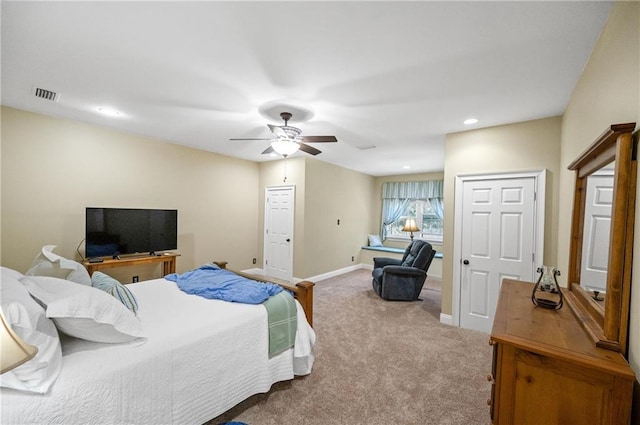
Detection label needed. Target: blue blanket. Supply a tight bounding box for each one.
[165,264,282,304]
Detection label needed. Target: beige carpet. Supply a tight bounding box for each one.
[211,269,492,425]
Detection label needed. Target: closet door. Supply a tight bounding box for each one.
[264,186,294,281]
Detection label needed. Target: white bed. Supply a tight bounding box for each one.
[1,276,315,425]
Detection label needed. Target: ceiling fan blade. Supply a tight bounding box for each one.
[267,124,290,139]
[299,135,338,143]
[261,146,275,155]
[230,138,271,141]
[298,143,322,156]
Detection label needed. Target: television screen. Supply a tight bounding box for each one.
[86,208,177,258]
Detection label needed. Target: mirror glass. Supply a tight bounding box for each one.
[567,122,636,354]
[579,162,615,308]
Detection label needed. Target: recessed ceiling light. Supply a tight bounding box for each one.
[403,165,411,169]
[97,107,122,117]
[464,118,478,125]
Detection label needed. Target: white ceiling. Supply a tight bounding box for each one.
[1,1,612,176]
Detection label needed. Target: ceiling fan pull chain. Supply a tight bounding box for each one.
[283,157,288,183]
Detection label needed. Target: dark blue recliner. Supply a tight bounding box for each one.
[371,240,436,301]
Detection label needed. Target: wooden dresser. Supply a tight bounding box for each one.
[489,279,635,425]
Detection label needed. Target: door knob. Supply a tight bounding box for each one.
[463,259,470,265]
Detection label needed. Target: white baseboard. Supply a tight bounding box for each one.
[242,264,370,283]
[240,268,265,275]
[439,313,453,326]
[298,263,368,283]
[359,263,373,271]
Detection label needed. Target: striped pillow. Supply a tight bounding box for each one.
[91,271,139,315]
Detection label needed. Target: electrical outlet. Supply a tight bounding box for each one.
[252,258,257,264]
[351,256,354,262]
[133,276,139,283]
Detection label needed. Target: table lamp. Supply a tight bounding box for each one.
[402,218,420,241]
[1,312,38,374]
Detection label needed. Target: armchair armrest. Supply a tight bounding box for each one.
[373,257,403,269]
[382,265,426,277]
[377,265,427,301]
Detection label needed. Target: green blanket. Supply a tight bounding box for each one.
[263,291,298,357]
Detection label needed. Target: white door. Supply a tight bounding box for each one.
[580,169,614,293]
[459,177,537,333]
[264,186,294,281]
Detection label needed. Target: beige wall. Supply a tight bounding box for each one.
[259,157,376,279]
[0,107,3,264]
[1,106,261,281]
[442,116,562,316]
[0,107,378,283]
[303,159,375,277]
[558,2,640,373]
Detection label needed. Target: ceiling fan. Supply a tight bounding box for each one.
[230,112,337,157]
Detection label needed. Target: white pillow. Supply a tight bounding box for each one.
[21,275,145,344]
[26,245,91,286]
[0,268,62,394]
[1,266,25,280]
[368,234,383,247]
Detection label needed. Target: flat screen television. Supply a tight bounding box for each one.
[86,207,178,258]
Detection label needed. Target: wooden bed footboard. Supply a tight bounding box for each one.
[213,261,314,327]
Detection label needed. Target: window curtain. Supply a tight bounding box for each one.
[380,198,410,239]
[380,180,444,239]
[381,180,443,199]
[428,197,444,220]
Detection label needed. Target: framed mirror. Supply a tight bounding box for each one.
[566,122,637,353]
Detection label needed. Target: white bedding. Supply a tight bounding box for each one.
[1,277,315,425]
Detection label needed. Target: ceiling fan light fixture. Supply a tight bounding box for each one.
[271,139,300,157]
[231,111,336,157]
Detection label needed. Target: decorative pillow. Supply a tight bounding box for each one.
[91,272,139,315]
[21,275,145,344]
[368,234,383,247]
[26,245,91,286]
[0,268,62,394]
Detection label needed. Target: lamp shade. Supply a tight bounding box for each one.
[1,312,38,374]
[271,139,300,157]
[402,218,420,233]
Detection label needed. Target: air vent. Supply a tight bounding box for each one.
[32,87,59,102]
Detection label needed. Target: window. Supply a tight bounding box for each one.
[380,180,444,243]
[386,199,443,242]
